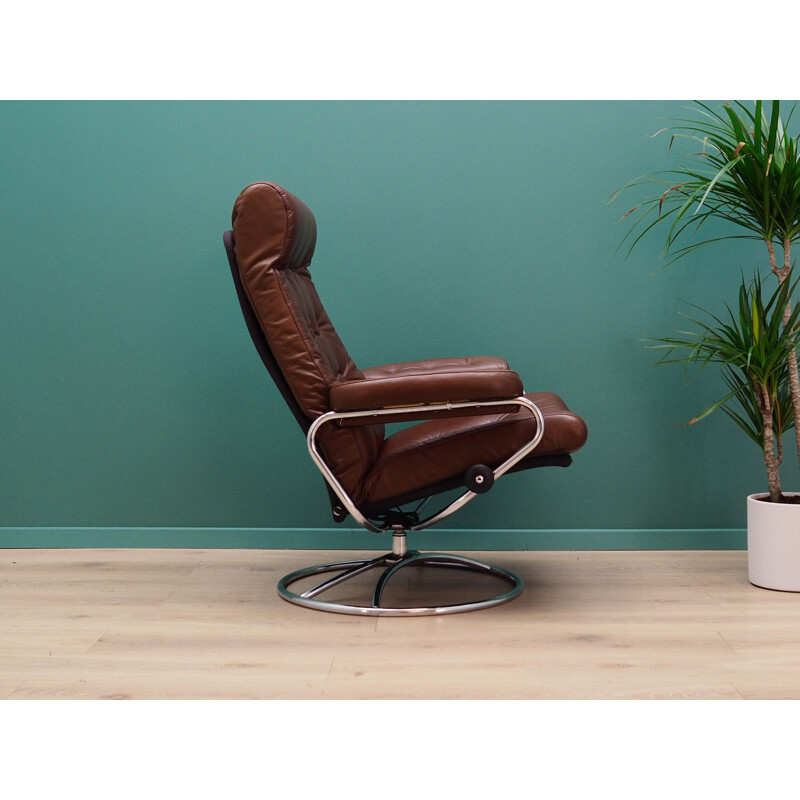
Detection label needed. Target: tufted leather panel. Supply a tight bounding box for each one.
[232,182,364,417]
[330,357,523,411]
[231,182,384,501]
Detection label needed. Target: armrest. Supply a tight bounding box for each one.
[329,356,524,412]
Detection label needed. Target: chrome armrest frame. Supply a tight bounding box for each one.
[306,396,545,534]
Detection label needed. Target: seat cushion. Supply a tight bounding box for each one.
[361,391,587,506]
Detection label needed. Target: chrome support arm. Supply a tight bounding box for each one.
[306,395,546,534]
[300,555,388,599]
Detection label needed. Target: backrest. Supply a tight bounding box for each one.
[229,182,384,505]
[223,229,312,434]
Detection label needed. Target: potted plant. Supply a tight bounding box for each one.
[651,273,800,589]
[612,100,800,590]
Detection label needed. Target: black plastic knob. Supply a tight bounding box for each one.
[465,464,494,494]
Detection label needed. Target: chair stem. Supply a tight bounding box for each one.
[392,526,408,557]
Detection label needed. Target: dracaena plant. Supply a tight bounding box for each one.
[611,100,800,500]
[652,272,800,502]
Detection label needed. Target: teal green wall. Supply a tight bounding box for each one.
[1,101,788,549]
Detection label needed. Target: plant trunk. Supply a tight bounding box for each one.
[767,238,800,468]
[757,383,783,502]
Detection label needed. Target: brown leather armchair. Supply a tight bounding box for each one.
[223,181,587,616]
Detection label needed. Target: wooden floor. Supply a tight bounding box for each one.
[2,547,800,699]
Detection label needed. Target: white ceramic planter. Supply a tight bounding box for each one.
[747,492,800,591]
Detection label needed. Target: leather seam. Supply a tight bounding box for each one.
[271,184,295,267]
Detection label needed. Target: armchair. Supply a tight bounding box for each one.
[223,182,587,616]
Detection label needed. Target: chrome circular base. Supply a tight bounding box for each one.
[277,550,523,616]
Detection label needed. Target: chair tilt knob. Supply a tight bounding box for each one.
[465,464,494,494]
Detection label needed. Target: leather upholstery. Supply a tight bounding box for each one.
[330,357,524,411]
[229,181,588,510]
[363,391,587,505]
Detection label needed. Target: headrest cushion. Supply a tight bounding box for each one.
[231,182,317,272]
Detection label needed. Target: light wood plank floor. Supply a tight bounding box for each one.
[2,548,799,699]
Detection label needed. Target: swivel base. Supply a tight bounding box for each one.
[277,549,523,617]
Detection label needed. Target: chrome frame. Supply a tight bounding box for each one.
[307,395,545,533]
[277,395,544,616]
